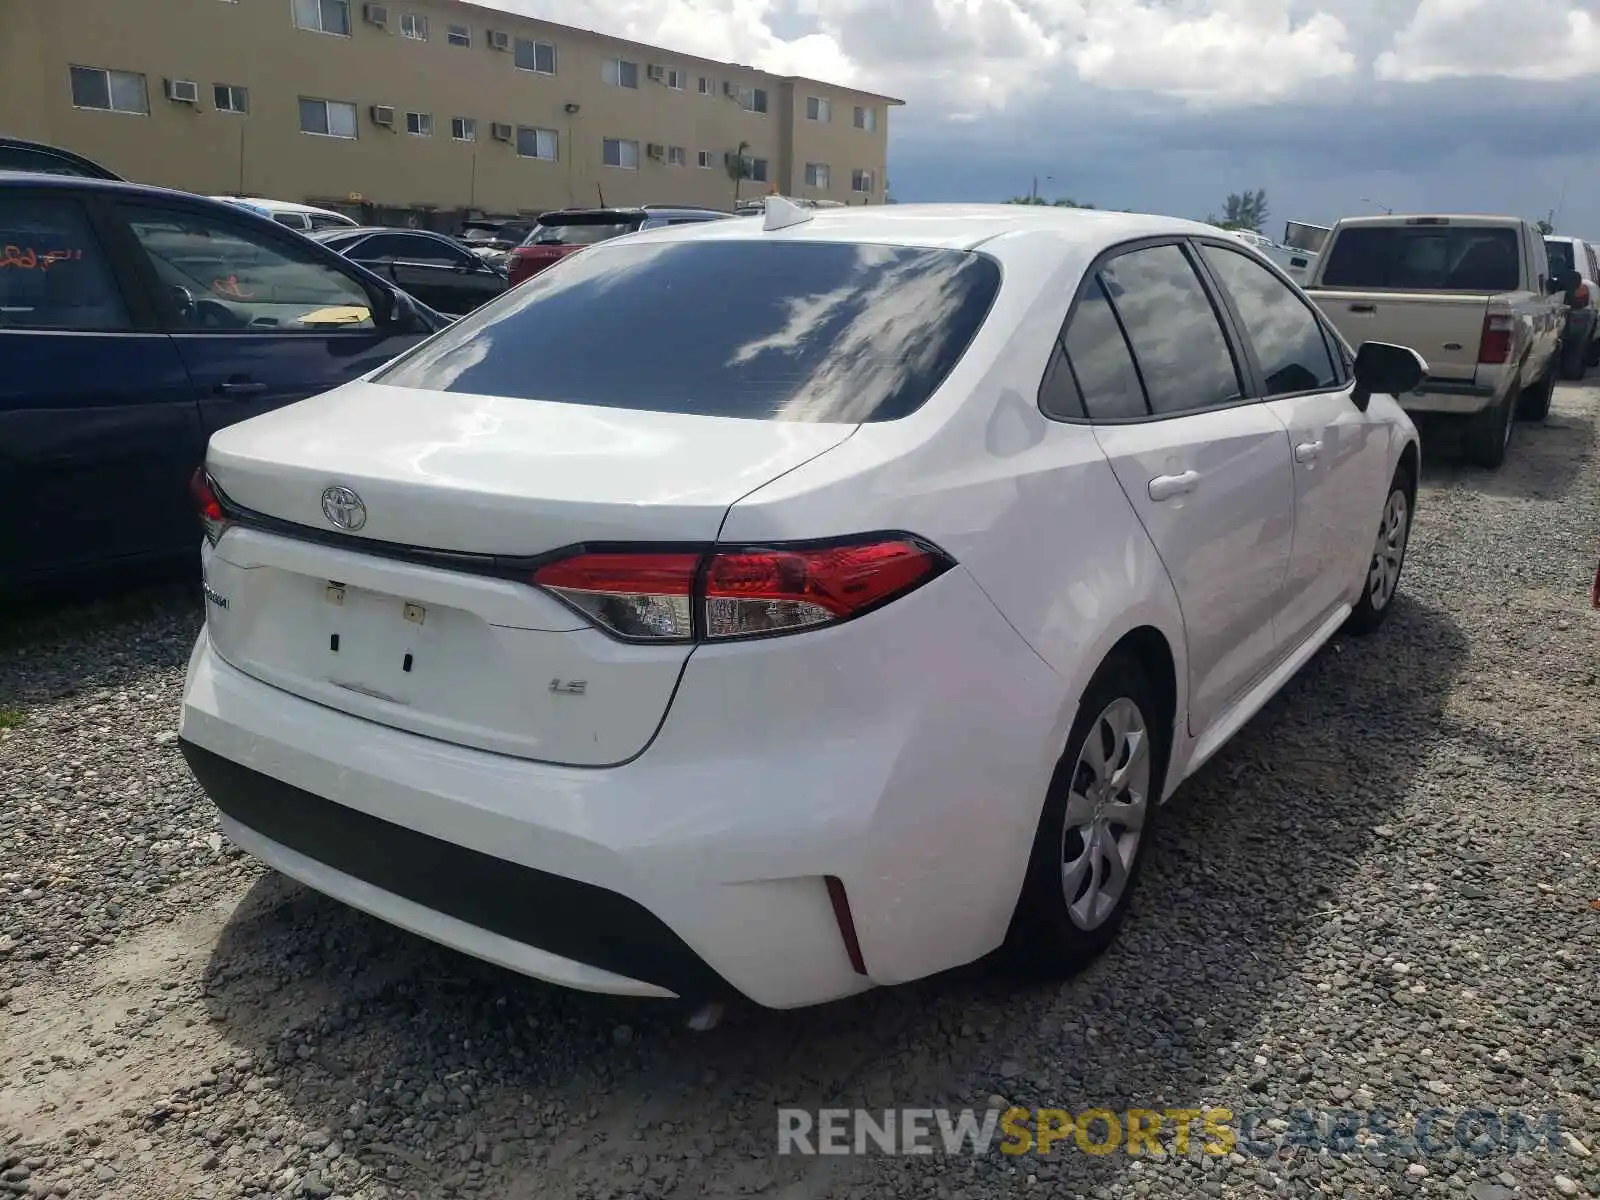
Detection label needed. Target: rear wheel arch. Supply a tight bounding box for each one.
[1397,439,1419,502]
[1107,626,1177,767]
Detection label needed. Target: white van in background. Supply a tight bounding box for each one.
[209,196,359,232]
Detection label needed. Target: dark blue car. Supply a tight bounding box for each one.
[0,172,446,594]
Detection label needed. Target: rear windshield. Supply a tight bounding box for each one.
[1319,225,1522,291]
[1545,239,1575,276]
[524,216,639,247]
[375,240,1002,422]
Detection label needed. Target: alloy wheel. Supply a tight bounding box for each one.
[1367,488,1410,612]
[1061,697,1151,931]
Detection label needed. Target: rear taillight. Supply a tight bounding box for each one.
[1576,283,1591,308]
[1478,314,1513,364]
[190,468,229,545]
[531,536,953,643]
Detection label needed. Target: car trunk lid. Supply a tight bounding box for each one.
[201,381,856,764]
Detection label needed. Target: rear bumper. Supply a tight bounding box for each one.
[177,564,1065,1008]
[1401,377,1499,415]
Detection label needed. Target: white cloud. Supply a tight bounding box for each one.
[488,0,1600,116]
[1376,0,1600,83]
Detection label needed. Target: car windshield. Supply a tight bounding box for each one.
[526,217,639,246]
[375,239,1002,423]
[1545,239,1576,277]
[1319,225,1522,291]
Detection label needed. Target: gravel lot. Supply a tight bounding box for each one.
[2,387,1598,1200]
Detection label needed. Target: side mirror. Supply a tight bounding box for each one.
[1351,341,1426,411]
[379,288,429,333]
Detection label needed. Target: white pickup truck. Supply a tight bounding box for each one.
[1304,214,1573,468]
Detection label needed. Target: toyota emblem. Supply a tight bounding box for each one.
[320,485,367,531]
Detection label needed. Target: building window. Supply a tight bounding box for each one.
[299,97,358,138]
[696,150,713,169]
[805,162,830,189]
[446,23,470,46]
[69,66,149,114]
[602,59,639,89]
[213,84,249,114]
[451,116,476,141]
[602,137,639,169]
[516,126,558,160]
[405,111,432,136]
[293,0,351,36]
[514,38,556,74]
[738,86,768,114]
[853,105,877,132]
[697,76,714,96]
[666,145,686,166]
[852,168,875,193]
[399,12,427,39]
[746,156,769,183]
[664,67,685,89]
[805,96,830,122]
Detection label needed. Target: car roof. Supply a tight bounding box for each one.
[0,136,125,180]
[538,205,729,220]
[0,171,223,200]
[604,202,1225,254]
[213,196,352,218]
[315,225,449,238]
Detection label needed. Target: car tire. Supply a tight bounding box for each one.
[997,651,1168,980]
[1560,333,1588,381]
[1344,464,1413,637]
[1517,361,1556,422]
[1466,387,1517,469]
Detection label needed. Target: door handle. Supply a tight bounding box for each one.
[1147,470,1199,501]
[215,379,267,397]
[1295,440,1323,463]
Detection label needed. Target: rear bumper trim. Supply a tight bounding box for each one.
[180,739,736,1001]
[1403,376,1498,414]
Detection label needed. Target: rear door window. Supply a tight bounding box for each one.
[1096,243,1244,415]
[1321,226,1522,291]
[1062,278,1147,420]
[376,239,1001,422]
[0,193,131,330]
[1545,239,1575,277]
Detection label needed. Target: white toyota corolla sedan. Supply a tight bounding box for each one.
[179,201,1425,1011]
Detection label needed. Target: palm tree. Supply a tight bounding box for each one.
[727,140,751,205]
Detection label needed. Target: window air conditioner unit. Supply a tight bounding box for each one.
[487,29,510,50]
[490,122,513,141]
[370,104,395,126]
[164,79,200,104]
[646,64,665,82]
[646,142,665,160]
[363,3,388,26]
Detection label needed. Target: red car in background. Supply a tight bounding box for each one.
[506,205,732,286]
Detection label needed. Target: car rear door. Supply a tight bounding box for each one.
[110,197,431,439]
[1196,239,1389,652]
[0,185,202,590]
[1068,240,1295,736]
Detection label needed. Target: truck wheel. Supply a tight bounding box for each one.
[1466,389,1516,469]
[1517,362,1556,422]
[1560,335,1588,381]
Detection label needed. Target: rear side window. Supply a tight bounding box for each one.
[0,194,130,330]
[1097,244,1243,415]
[1321,225,1521,291]
[1063,278,1146,419]
[1545,239,1575,277]
[1200,243,1337,395]
[376,240,1002,422]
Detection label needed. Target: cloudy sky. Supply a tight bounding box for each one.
[495,0,1600,235]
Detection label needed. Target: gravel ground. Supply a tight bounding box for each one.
[1,387,1598,1200]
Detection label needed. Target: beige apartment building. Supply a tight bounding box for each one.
[0,0,900,224]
